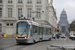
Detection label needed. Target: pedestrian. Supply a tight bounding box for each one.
[57,34,60,39]
[55,35,57,40]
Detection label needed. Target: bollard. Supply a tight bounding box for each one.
[47,46,62,50]
[2,34,4,37]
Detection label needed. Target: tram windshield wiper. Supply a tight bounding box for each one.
[21,29,26,35]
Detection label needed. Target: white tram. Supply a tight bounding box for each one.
[16,20,52,43]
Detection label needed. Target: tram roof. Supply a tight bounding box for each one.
[17,20,52,28]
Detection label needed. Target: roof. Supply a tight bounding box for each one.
[17,20,52,28]
[61,9,66,13]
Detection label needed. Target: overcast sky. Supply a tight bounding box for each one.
[49,0,75,23]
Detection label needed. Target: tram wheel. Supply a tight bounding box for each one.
[49,38,51,41]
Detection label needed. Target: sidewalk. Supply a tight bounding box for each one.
[47,39,75,50]
[0,37,15,42]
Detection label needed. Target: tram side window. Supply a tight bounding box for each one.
[43,28,46,35]
[39,27,43,35]
[50,28,52,34]
[46,28,48,35]
[37,27,40,35]
[33,25,37,34]
[48,28,51,35]
[30,26,33,36]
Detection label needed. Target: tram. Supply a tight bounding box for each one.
[16,19,52,43]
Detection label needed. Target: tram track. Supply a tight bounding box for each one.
[0,44,16,50]
[0,38,17,50]
[0,44,25,50]
[1,43,32,50]
[15,43,34,50]
[16,46,26,50]
[0,38,32,50]
[0,38,51,50]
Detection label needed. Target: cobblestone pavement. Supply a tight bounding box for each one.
[0,37,15,42]
[0,37,75,50]
[0,37,16,50]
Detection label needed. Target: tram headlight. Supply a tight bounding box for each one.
[16,37,18,39]
[25,37,27,39]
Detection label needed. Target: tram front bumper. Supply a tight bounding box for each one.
[16,38,30,43]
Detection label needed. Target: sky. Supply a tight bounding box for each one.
[49,0,75,23]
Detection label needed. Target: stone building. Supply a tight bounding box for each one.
[0,0,57,34]
[48,1,57,34]
[58,9,69,35]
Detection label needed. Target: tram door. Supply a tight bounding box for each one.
[39,27,43,39]
[32,26,39,41]
[43,28,48,40]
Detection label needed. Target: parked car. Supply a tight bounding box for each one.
[69,31,75,40]
[61,34,66,38]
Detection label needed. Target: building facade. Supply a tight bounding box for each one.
[48,2,57,34]
[58,9,69,35]
[0,0,57,34]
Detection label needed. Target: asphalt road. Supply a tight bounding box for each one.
[0,37,75,50]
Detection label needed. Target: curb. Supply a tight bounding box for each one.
[47,45,75,50]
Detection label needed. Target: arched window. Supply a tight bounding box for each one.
[0,24,2,32]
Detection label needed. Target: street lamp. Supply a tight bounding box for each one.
[32,11,41,21]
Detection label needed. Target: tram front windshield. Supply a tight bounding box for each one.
[17,22,29,35]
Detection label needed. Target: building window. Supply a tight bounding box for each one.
[8,8,12,17]
[37,0,41,3]
[10,23,13,26]
[27,0,32,3]
[0,24,2,32]
[27,8,32,17]
[0,0,2,3]
[7,23,9,26]
[37,8,41,17]
[18,8,22,17]
[0,8,2,17]
[18,0,22,3]
[8,0,12,3]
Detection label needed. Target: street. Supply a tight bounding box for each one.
[0,0,75,50]
[0,37,75,50]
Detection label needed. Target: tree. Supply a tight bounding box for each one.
[69,20,75,32]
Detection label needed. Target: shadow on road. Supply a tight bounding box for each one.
[16,40,51,46]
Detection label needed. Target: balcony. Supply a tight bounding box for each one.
[35,3,42,7]
[2,17,18,21]
[7,3,13,6]
[0,17,2,20]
